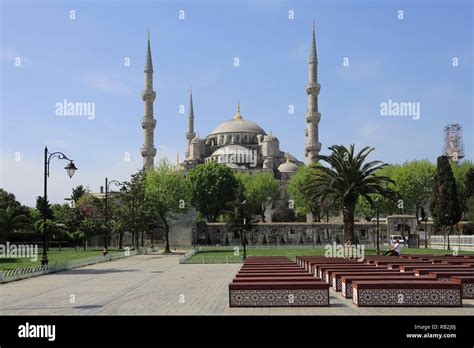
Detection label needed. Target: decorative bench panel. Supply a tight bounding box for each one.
[352,281,462,307]
[229,281,330,307]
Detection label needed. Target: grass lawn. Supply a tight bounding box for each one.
[187,246,474,263]
[0,248,125,271]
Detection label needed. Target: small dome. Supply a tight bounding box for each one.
[278,160,299,173]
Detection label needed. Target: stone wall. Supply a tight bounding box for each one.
[197,222,382,246]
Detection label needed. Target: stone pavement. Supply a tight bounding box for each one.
[0,253,473,315]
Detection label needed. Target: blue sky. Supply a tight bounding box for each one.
[1,0,472,207]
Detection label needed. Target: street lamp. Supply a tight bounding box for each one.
[374,197,380,254]
[241,200,247,260]
[104,177,126,255]
[42,146,77,265]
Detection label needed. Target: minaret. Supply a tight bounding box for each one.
[185,88,196,159]
[141,30,157,168]
[305,19,322,164]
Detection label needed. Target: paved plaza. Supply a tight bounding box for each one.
[0,252,473,315]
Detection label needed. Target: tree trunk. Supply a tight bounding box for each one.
[447,225,452,250]
[342,202,355,245]
[162,215,171,253]
[141,231,144,247]
[119,232,124,250]
[83,239,86,251]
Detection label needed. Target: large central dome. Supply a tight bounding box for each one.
[208,102,266,136]
[209,118,266,136]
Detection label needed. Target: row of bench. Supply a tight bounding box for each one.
[228,254,474,307]
[229,256,330,307]
[299,255,473,307]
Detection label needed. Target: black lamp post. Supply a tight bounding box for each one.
[42,146,77,265]
[375,197,380,254]
[241,200,247,260]
[104,177,126,255]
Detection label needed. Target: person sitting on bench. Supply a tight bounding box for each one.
[383,238,401,256]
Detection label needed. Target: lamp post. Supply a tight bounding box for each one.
[375,197,380,254]
[42,146,77,265]
[241,200,247,260]
[104,177,126,255]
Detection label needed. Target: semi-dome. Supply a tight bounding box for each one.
[211,144,249,156]
[278,159,299,173]
[208,102,266,136]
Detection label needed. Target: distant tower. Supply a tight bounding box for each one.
[141,30,157,168]
[305,19,322,164]
[186,89,196,159]
[443,123,465,162]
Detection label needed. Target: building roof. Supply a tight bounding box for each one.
[208,103,266,136]
[208,117,266,136]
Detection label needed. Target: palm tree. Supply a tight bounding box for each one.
[71,185,87,204]
[304,144,397,245]
[0,206,29,242]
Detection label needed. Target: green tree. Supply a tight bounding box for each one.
[122,169,155,249]
[430,156,462,250]
[225,183,255,258]
[451,161,474,219]
[289,165,340,221]
[236,172,279,222]
[76,194,105,250]
[71,185,88,204]
[288,165,318,217]
[145,158,190,253]
[0,206,29,242]
[388,160,436,221]
[304,144,396,244]
[188,161,238,222]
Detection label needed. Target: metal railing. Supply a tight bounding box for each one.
[0,247,158,284]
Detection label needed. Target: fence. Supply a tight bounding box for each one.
[0,247,158,284]
[429,235,474,251]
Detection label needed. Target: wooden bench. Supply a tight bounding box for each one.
[428,271,474,281]
[307,260,359,273]
[386,261,433,270]
[450,276,474,299]
[340,273,425,298]
[318,264,379,281]
[323,267,387,285]
[331,270,408,292]
[229,281,330,307]
[233,276,319,283]
[239,269,308,273]
[415,267,474,276]
[352,281,462,307]
[236,272,314,278]
[400,264,473,272]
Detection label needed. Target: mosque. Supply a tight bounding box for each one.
[139,21,322,180]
